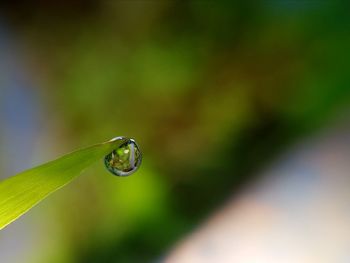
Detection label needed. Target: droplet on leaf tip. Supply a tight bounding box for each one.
[104,137,142,177]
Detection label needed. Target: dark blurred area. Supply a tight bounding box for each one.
[0,1,349,263]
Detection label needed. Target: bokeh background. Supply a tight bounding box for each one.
[0,1,349,263]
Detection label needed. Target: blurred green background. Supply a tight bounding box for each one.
[0,1,349,263]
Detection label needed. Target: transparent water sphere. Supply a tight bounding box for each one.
[104,138,142,176]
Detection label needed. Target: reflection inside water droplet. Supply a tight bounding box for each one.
[104,137,142,176]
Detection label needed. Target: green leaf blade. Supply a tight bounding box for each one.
[0,138,127,230]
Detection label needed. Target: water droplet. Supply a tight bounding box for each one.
[104,137,142,176]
